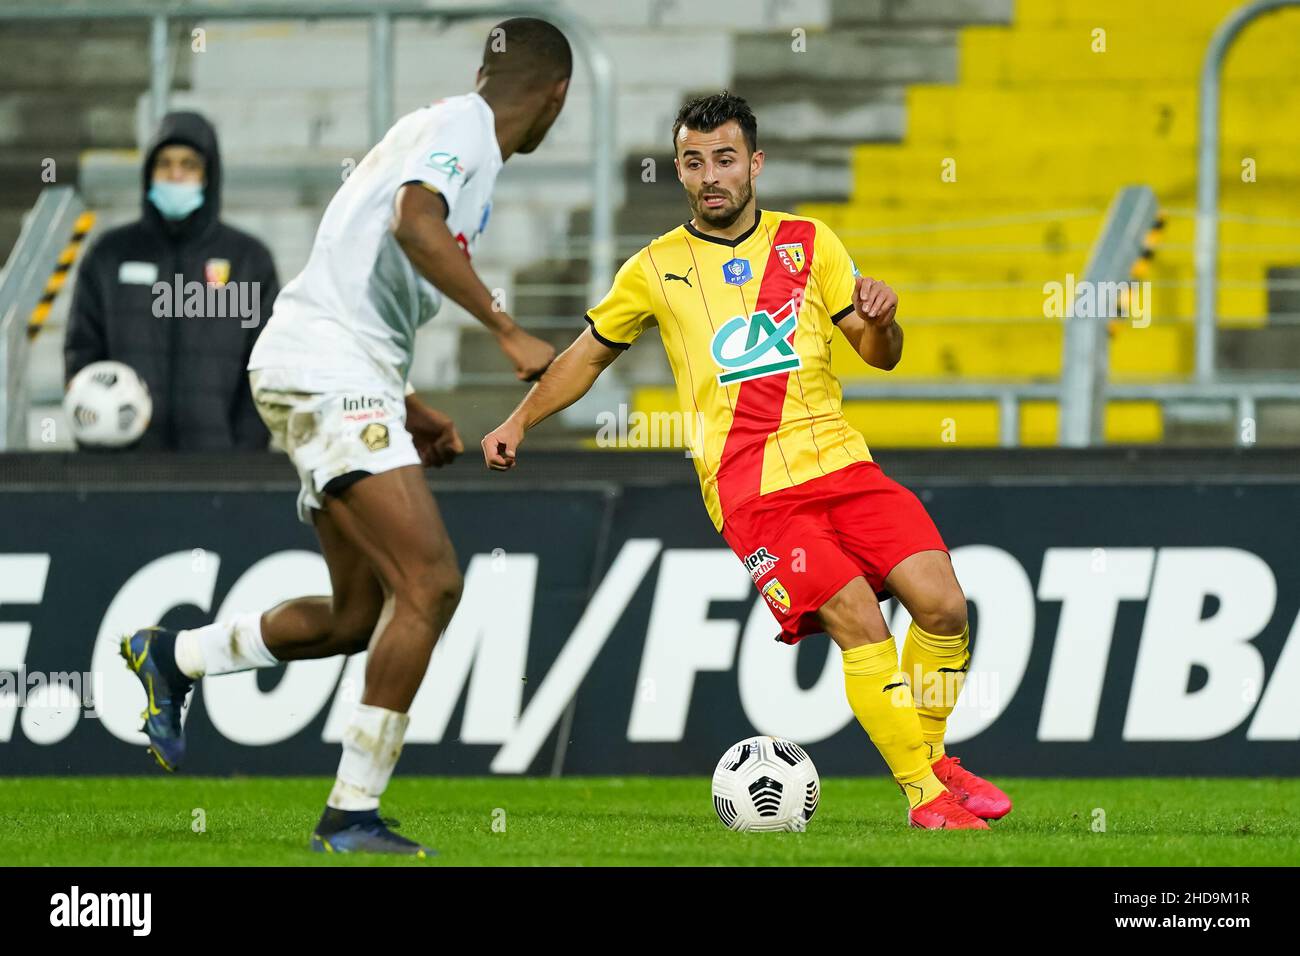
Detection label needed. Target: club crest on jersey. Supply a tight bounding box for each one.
[360,423,390,452]
[204,258,230,286]
[775,243,806,274]
[743,546,780,582]
[710,297,802,385]
[721,257,752,286]
[762,578,791,614]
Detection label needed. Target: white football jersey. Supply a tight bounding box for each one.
[249,92,502,386]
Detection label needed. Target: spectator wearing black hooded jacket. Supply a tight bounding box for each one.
[65,111,279,450]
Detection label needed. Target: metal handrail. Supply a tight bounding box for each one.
[0,1,617,304]
[0,188,87,451]
[1059,186,1159,447]
[1195,0,1300,382]
[839,379,1300,449]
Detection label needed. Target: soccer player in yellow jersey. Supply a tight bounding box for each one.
[482,92,1011,829]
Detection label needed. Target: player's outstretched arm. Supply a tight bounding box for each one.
[392,183,555,381]
[837,275,904,371]
[482,326,621,470]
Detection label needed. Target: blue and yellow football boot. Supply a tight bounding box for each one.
[310,808,436,858]
[119,627,193,772]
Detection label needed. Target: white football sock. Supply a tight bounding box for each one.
[327,704,410,812]
[173,612,277,679]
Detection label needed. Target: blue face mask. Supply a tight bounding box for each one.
[148,181,205,221]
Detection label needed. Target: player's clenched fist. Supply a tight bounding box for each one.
[498,326,556,382]
[404,397,464,468]
[854,275,898,326]
[482,418,524,471]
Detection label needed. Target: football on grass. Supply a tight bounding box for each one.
[712,735,820,832]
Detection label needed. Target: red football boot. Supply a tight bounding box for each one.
[932,754,1012,820]
[907,791,990,830]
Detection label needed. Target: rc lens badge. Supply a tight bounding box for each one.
[204,258,231,286]
[762,578,791,614]
[360,422,390,452]
[775,242,805,274]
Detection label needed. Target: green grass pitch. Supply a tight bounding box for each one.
[1,777,1295,866]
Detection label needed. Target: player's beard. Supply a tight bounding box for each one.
[691,177,754,230]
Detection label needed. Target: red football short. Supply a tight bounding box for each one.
[720,460,947,645]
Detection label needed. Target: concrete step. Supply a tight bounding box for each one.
[831,0,1013,26]
[1163,401,1300,447]
[0,147,82,209]
[740,83,907,143]
[553,0,830,30]
[0,90,140,150]
[0,11,188,270]
[189,20,730,93]
[0,29,158,91]
[733,28,959,84]
[1218,325,1300,373]
[162,86,687,157]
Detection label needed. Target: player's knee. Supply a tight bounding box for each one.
[331,615,378,655]
[913,593,968,636]
[432,563,463,615]
[397,558,462,621]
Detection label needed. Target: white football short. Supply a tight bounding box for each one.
[249,367,420,524]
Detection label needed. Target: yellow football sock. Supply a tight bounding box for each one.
[901,620,971,763]
[842,637,947,809]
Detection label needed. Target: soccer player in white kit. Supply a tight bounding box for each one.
[120,18,571,856]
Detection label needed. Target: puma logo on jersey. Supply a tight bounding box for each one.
[664,267,693,287]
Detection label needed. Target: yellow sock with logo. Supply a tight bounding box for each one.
[901,621,971,762]
[842,637,947,809]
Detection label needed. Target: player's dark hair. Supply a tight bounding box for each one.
[481,17,572,81]
[672,91,758,155]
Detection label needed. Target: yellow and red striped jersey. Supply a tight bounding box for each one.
[585,208,873,530]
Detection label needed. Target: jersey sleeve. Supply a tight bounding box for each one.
[585,251,657,349]
[815,222,861,325]
[398,104,486,217]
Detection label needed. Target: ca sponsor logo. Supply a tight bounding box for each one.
[743,546,779,582]
[426,151,464,180]
[710,297,802,385]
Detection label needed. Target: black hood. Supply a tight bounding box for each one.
[142,111,222,238]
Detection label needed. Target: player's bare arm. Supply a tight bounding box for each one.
[837,275,903,371]
[481,327,621,470]
[392,182,555,381]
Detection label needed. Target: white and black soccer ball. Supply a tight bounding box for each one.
[712,735,820,832]
[64,360,152,447]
